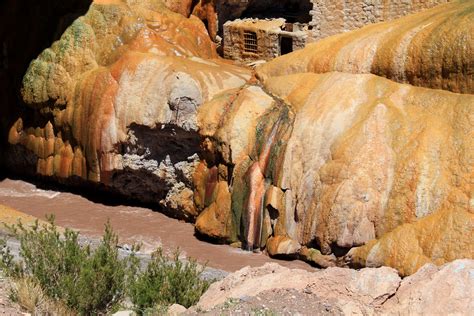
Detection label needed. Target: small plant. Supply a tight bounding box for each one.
[223,297,241,309]
[8,277,75,315]
[129,248,210,312]
[0,238,20,278]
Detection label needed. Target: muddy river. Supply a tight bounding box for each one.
[0,178,312,272]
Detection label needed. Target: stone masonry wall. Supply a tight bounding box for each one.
[223,23,281,62]
[310,0,450,40]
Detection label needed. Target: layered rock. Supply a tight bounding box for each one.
[258,0,474,94]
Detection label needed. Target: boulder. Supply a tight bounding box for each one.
[266,236,301,257]
[167,303,187,315]
[382,259,474,314]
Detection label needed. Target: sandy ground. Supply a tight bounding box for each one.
[0,204,45,228]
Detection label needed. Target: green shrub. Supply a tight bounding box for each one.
[0,216,138,315]
[0,238,21,278]
[129,248,210,312]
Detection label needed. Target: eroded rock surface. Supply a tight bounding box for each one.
[250,72,473,275]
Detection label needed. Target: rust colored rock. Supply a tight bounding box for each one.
[162,0,195,17]
[192,0,218,40]
[258,0,474,94]
[346,207,474,276]
[195,181,233,241]
[266,236,301,257]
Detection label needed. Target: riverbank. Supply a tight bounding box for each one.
[0,178,312,272]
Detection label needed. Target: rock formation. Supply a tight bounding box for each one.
[3,0,473,276]
[250,72,473,275]
[9,0,250,219]
[0,0,93,173]
[196,260,474,315]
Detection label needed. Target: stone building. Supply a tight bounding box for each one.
[223,18,308,62]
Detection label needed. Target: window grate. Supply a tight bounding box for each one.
[243,31,258,53]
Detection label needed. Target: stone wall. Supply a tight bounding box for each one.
[224,21,281,62]
[310,0,450,40]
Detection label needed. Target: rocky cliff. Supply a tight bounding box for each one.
[4,0,473,275]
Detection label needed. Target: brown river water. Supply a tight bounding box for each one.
[0,178,311,272]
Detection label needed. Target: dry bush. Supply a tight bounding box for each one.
[10,277,75,315]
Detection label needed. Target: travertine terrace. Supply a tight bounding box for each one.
[2,0,473,278]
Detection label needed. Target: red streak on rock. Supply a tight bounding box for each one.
[245,120,281,250]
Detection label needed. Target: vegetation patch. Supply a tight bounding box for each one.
[0,216,211,315]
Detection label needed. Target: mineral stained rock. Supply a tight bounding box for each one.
[254,72,473,273]
[12,0,250,219]
[0,0,93,172]
[347,207,474,276]
[6,0,474,275]
[258,0,474,94]
[196,260,474,315]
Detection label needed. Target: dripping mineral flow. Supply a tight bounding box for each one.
[244,118,282,251]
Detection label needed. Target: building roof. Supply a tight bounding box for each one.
[224,18,286,32]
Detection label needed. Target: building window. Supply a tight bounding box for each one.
[243,31,258,53]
